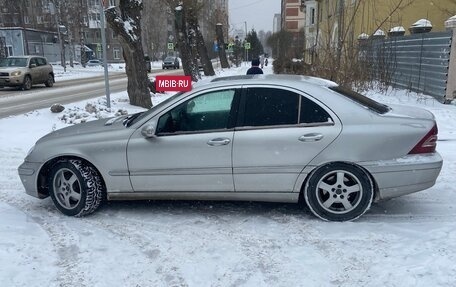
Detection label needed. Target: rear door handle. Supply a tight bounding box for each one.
[207,138,231,146]
[299,133,324,142]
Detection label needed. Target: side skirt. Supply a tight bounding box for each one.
[108,192,300,203]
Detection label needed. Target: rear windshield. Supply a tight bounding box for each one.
[330,86,390,114]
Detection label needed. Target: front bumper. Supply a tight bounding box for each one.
[0,76,25,87]
[360,153,443,201]
[18,161,46,198]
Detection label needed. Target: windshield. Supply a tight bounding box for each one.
[164,57,174,61]
[128,92,185,126]
[0,58,28,67]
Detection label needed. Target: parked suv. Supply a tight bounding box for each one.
[162,56,180,69]
[0,56,54,90]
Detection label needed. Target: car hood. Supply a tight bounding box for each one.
[0,67,25,73]
[384,104,434,120]
[38,116,128,143]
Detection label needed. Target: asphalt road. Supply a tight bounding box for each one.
[0,69,180,118]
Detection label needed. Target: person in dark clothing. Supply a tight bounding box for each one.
[246,58,263,75]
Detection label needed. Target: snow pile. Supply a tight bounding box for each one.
[390,26,405,32]
[411,19,432,28]
[2,62,456,286]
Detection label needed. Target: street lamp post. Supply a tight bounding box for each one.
[99,0,111,108]
[244,21,247,65]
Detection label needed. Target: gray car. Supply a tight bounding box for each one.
[0,56,54,90]
[162,56,180,69]
[18,75,442,221]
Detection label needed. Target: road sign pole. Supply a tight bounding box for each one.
[100,0,111,108]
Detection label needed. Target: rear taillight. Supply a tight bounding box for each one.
[408,124,438,154]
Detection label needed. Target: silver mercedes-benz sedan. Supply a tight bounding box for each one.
[18,75,442,221]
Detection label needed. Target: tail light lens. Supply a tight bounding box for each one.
[408,124,438,154]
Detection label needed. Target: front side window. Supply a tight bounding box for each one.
[36,57,47,66]
[243,88,299,127]
[156,89,236,134]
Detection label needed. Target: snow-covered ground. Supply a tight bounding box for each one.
[1,63,456,286]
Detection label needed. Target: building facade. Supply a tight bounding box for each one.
[0,0,230,62]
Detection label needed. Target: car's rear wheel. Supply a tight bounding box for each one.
[45,74,54,87]
[22,75,32,90]
[304,163,373,221]
[48,159,104,217]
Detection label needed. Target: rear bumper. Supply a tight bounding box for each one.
[359,153,443,201]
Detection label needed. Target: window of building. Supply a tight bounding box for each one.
[310,7,316,25]
[113,48,121,59]
[109,0,116,6]
[6,46,13,57]
[37,16,43,24]
[24,16,30,24]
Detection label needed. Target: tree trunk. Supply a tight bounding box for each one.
[216,23,230,68]
[174,5,199,81]
[105,0,152,109]
[187,6,215,76]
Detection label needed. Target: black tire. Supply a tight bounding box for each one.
[45,74,54,87]
[22,75,32,90]
[304,162,373,221]
[48,159,105,217]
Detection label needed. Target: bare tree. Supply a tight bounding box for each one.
[215,23,230,68]
[173,2,200,81]
[142,0,169,60]
[186,1,215,75]
[105,0,151,108]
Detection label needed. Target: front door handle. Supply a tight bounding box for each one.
[299,133,324,142]
[207,138,231,146]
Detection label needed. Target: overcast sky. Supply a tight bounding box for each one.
[228,0,281,35]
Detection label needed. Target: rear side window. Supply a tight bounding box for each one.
[330,86,390,114]
[300,97,332,123]
[243,88,299,127]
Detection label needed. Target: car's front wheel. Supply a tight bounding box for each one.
[48,159,105,217]
[304,163,373,221]
[22,75,32,90]
[45,74,54,87]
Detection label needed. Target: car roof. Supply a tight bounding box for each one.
[197,74,338,90]
[7,56,41,59]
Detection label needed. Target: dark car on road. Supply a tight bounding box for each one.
[162,57,179,69]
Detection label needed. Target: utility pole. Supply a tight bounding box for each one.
[99,0,111,108]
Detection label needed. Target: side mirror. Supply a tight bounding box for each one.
[30,63,37,68]
[141,124,156,138]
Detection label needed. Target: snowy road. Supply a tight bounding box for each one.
[1,66,456,286]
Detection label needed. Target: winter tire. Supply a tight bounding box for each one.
[23,75,32,90]
[45,74,54,87]
[48,159,104,217]
[304,162,373,221]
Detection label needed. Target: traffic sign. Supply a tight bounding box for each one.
[167,43,174,50]
[244,42,251,50]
